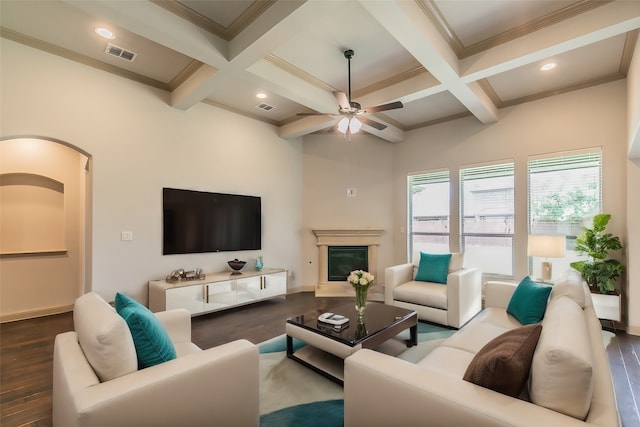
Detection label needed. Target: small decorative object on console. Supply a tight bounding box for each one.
[227,259,247,274]
[256,256,263,271]
[347,270,374,315]
[165,268,205,283]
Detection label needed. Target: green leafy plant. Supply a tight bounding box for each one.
[570,213,624,294]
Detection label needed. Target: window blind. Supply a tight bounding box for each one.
[460,161,514,276]
[407,170,450,259]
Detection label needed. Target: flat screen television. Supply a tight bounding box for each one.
[162,187,261,255]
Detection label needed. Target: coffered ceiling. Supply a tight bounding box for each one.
[2,0,639,143]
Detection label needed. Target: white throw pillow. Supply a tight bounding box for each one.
[73,292,138,382]
[529,296,593,420]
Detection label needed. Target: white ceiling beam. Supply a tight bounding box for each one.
[228,0,307,63]
[247,58,337,113]
[361,121,405,144]
[354,71,444,109]
[360,0,498,124]
[460,1,640,82]
[170,63,218,110]
[279,116,337,139]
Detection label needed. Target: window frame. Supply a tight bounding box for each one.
[407,169,450,261]
[459,160,515,277]
[527,148,602,279]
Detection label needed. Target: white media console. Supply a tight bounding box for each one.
[148,268,286,315]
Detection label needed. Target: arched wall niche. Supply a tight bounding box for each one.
[0,136,92,322]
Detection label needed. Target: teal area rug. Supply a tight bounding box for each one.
[258,322,455,426]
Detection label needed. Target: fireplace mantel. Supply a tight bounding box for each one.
[312,228,384,247]
[312,228,384,298]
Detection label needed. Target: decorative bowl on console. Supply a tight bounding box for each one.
[228,259,246,274]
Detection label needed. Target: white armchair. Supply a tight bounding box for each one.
[53,292,259,427]
[385,253,482,328]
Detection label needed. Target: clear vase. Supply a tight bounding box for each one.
[356,314,367,339]
[354,285,369,315]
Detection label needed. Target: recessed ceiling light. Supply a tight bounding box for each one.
[95,28,115,40]
[540,62,557,71]
[256,92,267,99]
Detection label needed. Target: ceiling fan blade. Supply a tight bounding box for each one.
[361,101,404,114]
[333,91,350,110]
[359,117,388,131]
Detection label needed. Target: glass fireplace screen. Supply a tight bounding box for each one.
[327,246,368,281]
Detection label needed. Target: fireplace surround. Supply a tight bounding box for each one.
[312,228,383,298]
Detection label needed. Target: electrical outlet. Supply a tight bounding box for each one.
[121,231,133,241]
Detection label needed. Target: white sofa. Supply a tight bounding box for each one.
[385,253,482,328]
[53,292,259,427]
[345,271,619,427]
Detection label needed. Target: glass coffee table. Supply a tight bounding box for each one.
[286,302,417,384]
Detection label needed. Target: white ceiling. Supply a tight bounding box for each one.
[1,0,639,143]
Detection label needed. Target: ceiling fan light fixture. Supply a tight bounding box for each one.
[349,117,362,133]
[337,117,350,133]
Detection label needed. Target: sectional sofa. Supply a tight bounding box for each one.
[344,270,619,426]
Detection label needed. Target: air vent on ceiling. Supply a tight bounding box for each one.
[105,43,137,62]
[256,103,275,111]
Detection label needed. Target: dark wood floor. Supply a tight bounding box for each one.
[1,292,639,426]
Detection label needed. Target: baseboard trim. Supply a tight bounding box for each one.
[289,285,316,293]
[1,304,73,323]
[626,324,640,336]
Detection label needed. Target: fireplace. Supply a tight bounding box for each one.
[312,228,383,297]
[327,246,368,281]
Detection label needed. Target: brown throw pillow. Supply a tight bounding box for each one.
[463,324,542,397]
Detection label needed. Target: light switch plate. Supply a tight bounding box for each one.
[121,231,133,241]
[347,188,356,197]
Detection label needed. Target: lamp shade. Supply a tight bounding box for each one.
[527,235,566,258]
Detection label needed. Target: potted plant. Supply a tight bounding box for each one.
[570,213,624,294]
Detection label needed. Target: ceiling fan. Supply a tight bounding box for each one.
[297,49,403,137]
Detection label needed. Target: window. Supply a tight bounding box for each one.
[408,170,450,260]
[528,149,602,278]
[460,162,514,276]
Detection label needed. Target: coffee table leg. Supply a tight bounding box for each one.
[408,324,418,347]
[286,334,293,356]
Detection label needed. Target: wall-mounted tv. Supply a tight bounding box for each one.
[162,188,261,255]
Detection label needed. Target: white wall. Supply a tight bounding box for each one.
[301,133,394,289]
[1,40,303,307]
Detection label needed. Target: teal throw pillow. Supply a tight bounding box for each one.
[115,292,177,369]
[506,277,552,325]
[415,252,452,284]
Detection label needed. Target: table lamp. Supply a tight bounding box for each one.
[527,234,566,281]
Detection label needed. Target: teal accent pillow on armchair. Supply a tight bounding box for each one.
[115,292,177,368]
[507,277,552,325]
[415,252,452,284]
